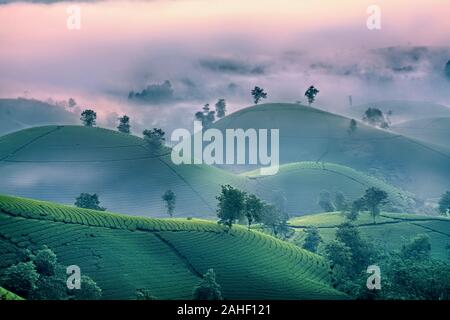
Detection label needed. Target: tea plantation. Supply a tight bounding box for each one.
[0,195,345,300]
[290,212,450,261]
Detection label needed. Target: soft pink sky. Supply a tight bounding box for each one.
[1,0,449,130]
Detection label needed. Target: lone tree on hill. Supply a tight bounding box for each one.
[360,187,388,224]
[216,185,246,229]
[192,269,223,300]
[304,85,319,105]
[142,128,165,149]
[80,109,97,127]
[244,194,264,230]
[117,115,131,134]
[74,193,106,211]
[438,191,450,216]
[162,190,176,218]
[251,86,267,104]
[215,99,226,119]
[195,104,216,127]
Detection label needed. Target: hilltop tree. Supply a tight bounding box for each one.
[304,85,319,106]
[302,227,322,253]
[362,107,389,129]
[318,190,335,212]
[438,191,450,216]
[251,86,267,104]
[215,99,226,118]
[143,128,165,149]
[162,190,176,218]
[192,269,223,300]
[348,119,357,134]
[80,109,97,127]
[360,187,388,224]
[195,104,216,127]
[216,185,246,228]
[117,115,131,134]
[244,194,264,230]
[74,193,106,211]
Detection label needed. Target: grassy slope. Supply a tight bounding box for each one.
[0,125,249,218]
[243,162,416,215]
[290,212,450,261]
[212,103,450,199]
[0,287,24,300]
[391,117,450,148]
[0,125,413,217]
[0,195,345,300]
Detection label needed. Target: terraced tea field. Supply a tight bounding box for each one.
[290,212,450,261]
[0,195,345,300]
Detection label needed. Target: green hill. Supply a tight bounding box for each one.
[0,195,345,300]
[0,287,24,300]
[0,126,416,217]
[391,117,450,148]
[0,125,249,218]
[212,103,450,200]
[348,100,450,124]
[0,98,77,135]
[290,212,450,261]
[243,162,416,215]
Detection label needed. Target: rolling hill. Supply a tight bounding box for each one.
[348,100,450,124]
[211,103,450,200]
[0,125,250,218]
[0,125,417,217]
[290,211,450,261]
[0,195,345,300]
[0,98,77,135]
[244,162,416,215]
[391,117,450,148]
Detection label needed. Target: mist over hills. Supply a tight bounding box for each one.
[212,103,450,200]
